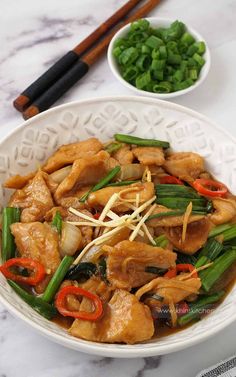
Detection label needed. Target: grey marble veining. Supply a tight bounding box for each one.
[1,0,236,376]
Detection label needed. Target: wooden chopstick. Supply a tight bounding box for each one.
[23,0,161,120]
[13,0,143,112]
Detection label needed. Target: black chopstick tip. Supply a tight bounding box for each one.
[13,95,30,112]
[23,105,39,120]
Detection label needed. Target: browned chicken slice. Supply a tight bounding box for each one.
[113,144,134,165]
[4,172,36,189]
[136,275,201,306]
[146,205,205,227]
[54,151,117,202]
[164,152,205,182]
[164,218,210,254]
[43,138,103,173]
[106,240,177,290]
[88,182,155,213]
[70,289,154,344]
[9,171,54,222]
[10,222,61,293]
[210,198,236,225]
[132,147,165,166]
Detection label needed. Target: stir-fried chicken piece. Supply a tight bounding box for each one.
[164,152,205,182]
[164,218,210,254]
[70,289,154,344]
[4,172,36,189]
[10,222,61,293]
[43,138,103,173]
[113,144,134,165]
[106,240,176,290]
[88,182,155,213]
[9,171,54,222]
[132,147,165,166]
[146,205,205,227]
[136,275,201,306]
[45,207,93,247]
[210,198,236,225]
[118,164,145,181]
[54,151,117,202]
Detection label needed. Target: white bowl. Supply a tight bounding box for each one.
[0,96,235,358]
[107,18,211,99]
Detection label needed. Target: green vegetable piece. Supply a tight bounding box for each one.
[151,59,165,71]
[167,52,182,65]
[153,70,164,81]
[193,53,205,66]
[188,68,198,80]
[187,43,199,57]
[42,256,74,303]
[145,35,163,49]
[154,234,168,248]
[123,66,138,82]
[1,207,21,262]
[151,49,160,60]
[208,224,233,238]
[66,262,97,281]
[130,19,150,32]
[173,69,184,83]
[195,41,206,55]
[195,239,223,268]
[159,46,167,59]
[119,47,139,65]
[8,280,57,320]
[52,211,62,234]
[201,249,236,292]
[141,45,151,54]
[79,166,121,203]
[107,180,139,187]
[136,55,151,71]
[178,291,225,326]
[105,142,122,154]
[135,71,151,89]
[174,78,194,91]
[181,32,195,46]
[113,46,122,58]
[114,134,170,148]
[153,81,172,93]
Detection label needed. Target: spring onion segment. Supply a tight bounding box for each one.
[114,134,170,148]
[1,207,21,262]
[113,19,206,94]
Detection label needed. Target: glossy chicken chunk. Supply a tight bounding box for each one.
[4,172,35,189]
[107,240,176,290]
[10,222,61,292]
[132,147,165,166]
[164,218,210,254]
[113,144,134,165]
[136,275,201,306]
[54,151,116,203]
[9,171,54,222]
[88,182,155,212]
[43,138,103,173]
[164,152,205,182]
[70,289,154,344]
[146,205,205,227]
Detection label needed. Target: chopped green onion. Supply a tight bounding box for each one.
[159,46,167,59]
[195,41,206,55]
[123,66,139,81]
[119,47,139,65]
[114,134,170,148]
[195,239,223,268]
[193,53,205,66]
[181,32,195,46]
[153,81,172,93]
[136,71,151,89]
[154,234,168,248]
[136,55,151,71]
[178,291,225,326]
[208,224,233,238]
[151,59,165,71]
[177,253,198,265]
[1,207,21,262]
[145,35,163,49]
[188,68,198,80]
[42,256,73,303]
[146,210,185,222]
[107,180,139,187]
[79,166,121,203]
[8,280,57,320]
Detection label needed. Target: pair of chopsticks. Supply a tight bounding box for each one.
[13,0,161,120]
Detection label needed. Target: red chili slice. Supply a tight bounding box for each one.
[164,264,198,279]
[55,286,103,321]
[0,257,46,285]
[160,176,184,185]
[192,178,228,198]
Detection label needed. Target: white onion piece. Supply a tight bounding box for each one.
[60,222,82,257]
[50,166,72,183]
[119,164,145,181]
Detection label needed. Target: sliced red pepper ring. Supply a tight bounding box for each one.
[160,176,184,185]
[55,286,103,321]
[164,263,198,279]
[0,257,46,286]
[93,212,101,220]
[192,178,228,198]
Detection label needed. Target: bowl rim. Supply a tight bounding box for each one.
[0,95,236,358]
[107,17,211,99]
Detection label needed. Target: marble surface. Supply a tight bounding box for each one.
[0,0,236,375]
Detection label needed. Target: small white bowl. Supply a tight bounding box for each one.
[108,17,211,99]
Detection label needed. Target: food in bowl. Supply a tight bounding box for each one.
[112,19,206,94]
[1,133,236,345]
